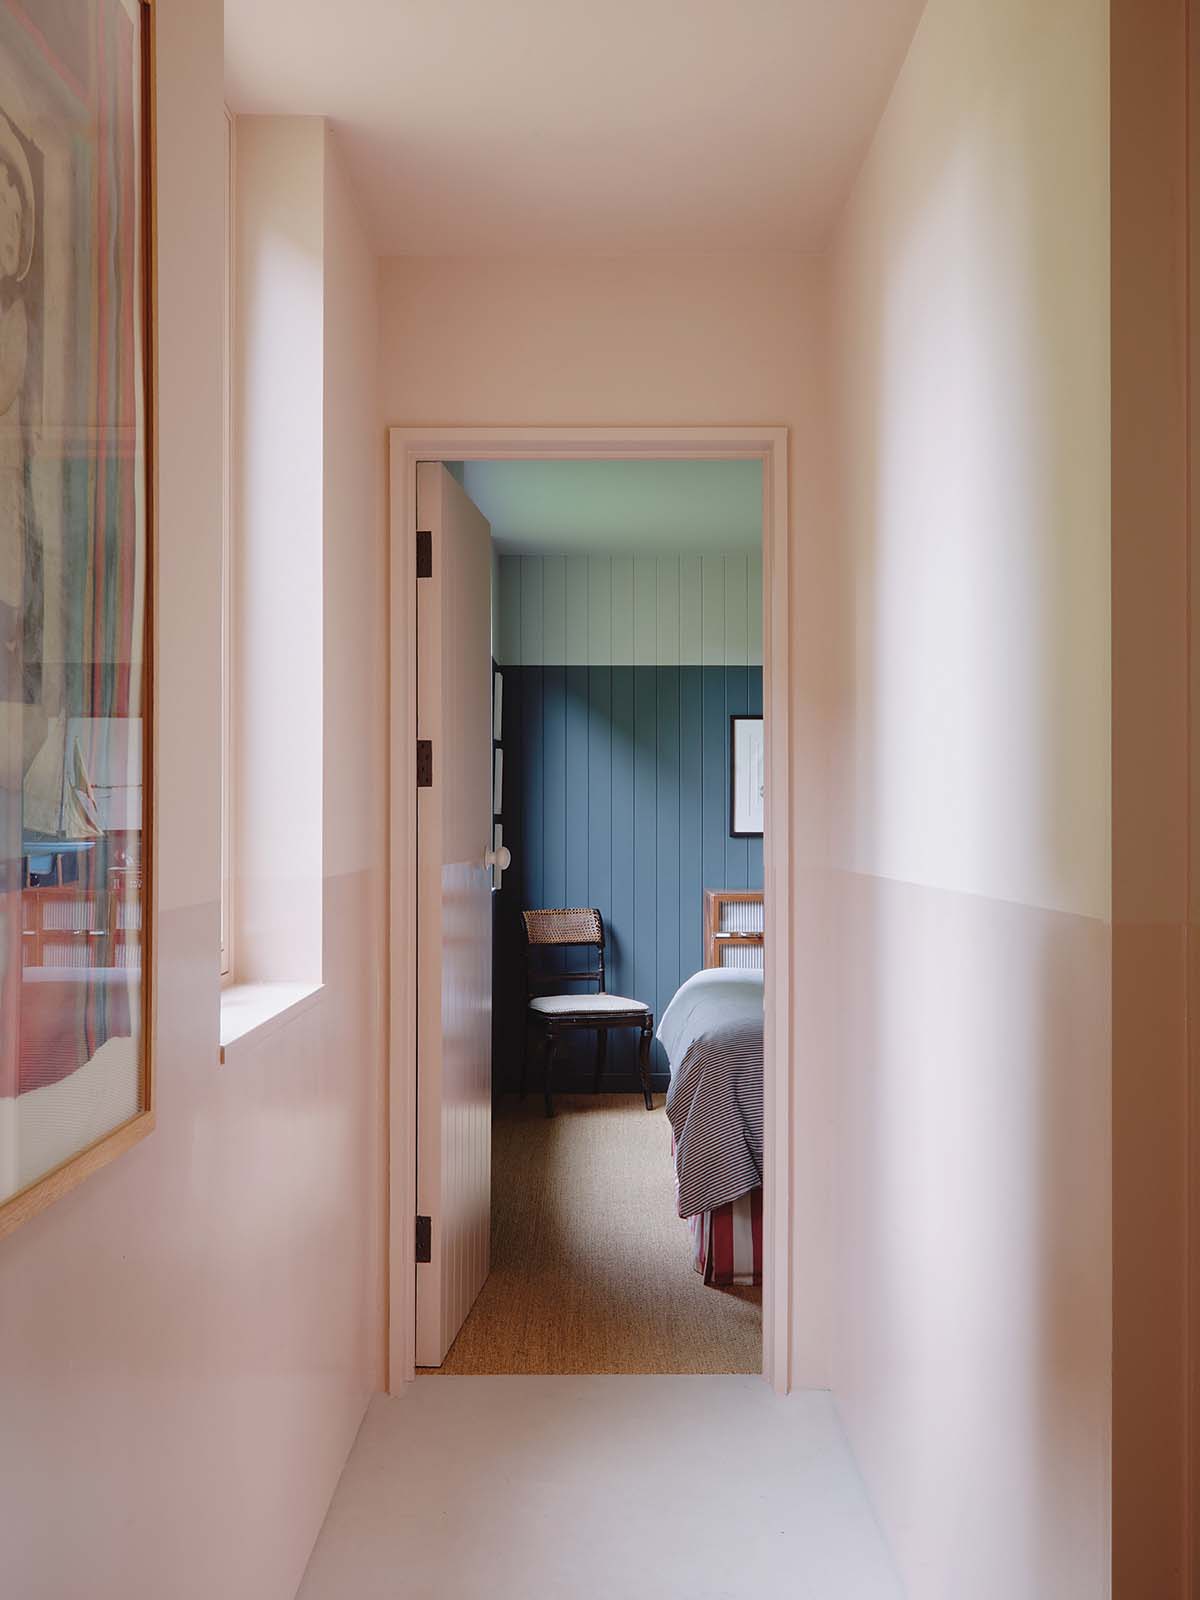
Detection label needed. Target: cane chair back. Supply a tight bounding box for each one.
[521,907,606,996]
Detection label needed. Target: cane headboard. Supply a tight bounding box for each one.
[703,890,764,970]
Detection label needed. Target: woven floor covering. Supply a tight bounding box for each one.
[427,1093,761,1376]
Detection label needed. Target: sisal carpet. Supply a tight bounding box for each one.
[426,1093,761,1375]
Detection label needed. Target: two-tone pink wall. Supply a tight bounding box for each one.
[0,6,386,1598]
[826,0,1112,1594]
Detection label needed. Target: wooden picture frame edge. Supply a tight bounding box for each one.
[0,0,158,1243]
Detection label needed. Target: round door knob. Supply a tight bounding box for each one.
[485,845,512,871]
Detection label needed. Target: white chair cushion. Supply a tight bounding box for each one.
[529,994,649,1016]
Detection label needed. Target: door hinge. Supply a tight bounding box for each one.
[416,740,433,787]
[416,529,432,579]
[415,1215,432,1264]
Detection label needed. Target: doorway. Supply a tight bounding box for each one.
[387,427,794,1392]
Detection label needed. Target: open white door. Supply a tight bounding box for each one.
[415,463,495,1367]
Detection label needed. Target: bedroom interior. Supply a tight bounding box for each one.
[419,457,768,1377]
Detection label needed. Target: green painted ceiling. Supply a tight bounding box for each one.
[460,459,762,555]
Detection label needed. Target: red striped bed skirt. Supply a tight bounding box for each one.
[688,1187,763,1287]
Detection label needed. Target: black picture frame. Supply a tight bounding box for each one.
[730,715,764,838]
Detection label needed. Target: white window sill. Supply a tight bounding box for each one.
[219,981,324,1064]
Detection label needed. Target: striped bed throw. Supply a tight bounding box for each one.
[659,968,763,1217]
[690,1187,763,1287]
[659,968,764,1288]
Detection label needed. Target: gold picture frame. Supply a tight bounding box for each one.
[0,0,156,1240]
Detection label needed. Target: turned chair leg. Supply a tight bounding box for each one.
[592,1027,608,1094]
[637,1021,654,1110]
[543,1028,558,1118]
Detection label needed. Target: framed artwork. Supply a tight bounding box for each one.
[0,0,156,1239]
[730,715,764,837]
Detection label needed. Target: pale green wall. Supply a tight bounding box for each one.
[496,551,762,667]
[464,459,761,554]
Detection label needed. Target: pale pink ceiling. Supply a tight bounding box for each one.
[224,0,926,256]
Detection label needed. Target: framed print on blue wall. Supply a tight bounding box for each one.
[0,0,156,1238]
[730,715,764,837]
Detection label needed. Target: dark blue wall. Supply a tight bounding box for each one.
[496,665,763,1090]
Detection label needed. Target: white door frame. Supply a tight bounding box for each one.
[388,425,794,1392]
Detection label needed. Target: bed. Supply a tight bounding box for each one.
[659,964,764,1287]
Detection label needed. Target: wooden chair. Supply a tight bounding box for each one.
[521,907,654,1117]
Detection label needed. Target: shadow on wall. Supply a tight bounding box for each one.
[495,664,763,1090]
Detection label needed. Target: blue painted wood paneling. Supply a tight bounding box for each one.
[701,666,726,908]
[609,667,636,1070]
[565,667,590,906]
[632,665,659,1069]
[497,665,763,1090]
[678,668,704,984]
[520,667,544,906]
[587,667,613,948]
[655,667,680,1024]
[725,666,749,887]
[542,666,566,909]
[747,667,764,883]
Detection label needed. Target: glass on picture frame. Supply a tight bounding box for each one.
[0,0,156,1238]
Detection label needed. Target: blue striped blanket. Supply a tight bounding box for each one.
[659,969,764,1219]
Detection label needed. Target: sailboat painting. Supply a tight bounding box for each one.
[0,0,155,1236]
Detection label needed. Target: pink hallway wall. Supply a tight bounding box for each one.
[379,252,838,1387]
[826,0,1111,1596]
[0,8,386,1600]
[233,115,325,985]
